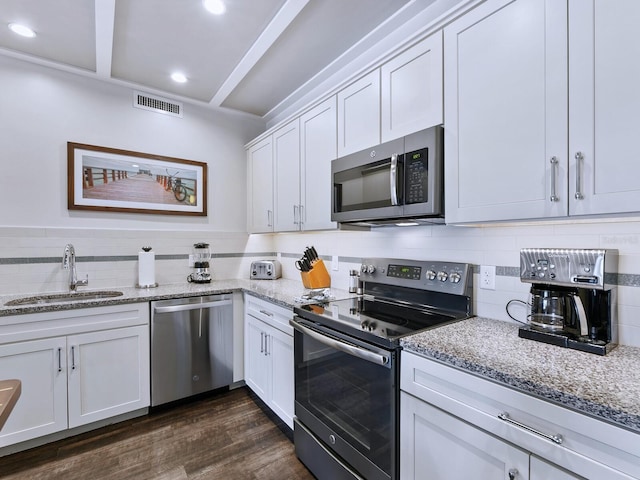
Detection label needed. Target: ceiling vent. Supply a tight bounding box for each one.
[133,91,183,118]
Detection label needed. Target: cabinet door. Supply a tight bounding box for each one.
[569,0,640,216]
[273,120,301,232]
[337,70,381,157]
[444,0,568,223]
[300,97,337,231]
[400,392,530,480]
[247,136,274,233]
[67,326,150,428]
[244,315,269,402]
[0,337,67,446]
[530,457,584,480]
[381,32,443,142]
[267,325,294,429]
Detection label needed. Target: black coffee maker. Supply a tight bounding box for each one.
[518,248,618,355]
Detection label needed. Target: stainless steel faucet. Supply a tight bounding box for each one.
[62,244,89,291]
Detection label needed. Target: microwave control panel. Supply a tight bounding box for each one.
[405,148,428,204]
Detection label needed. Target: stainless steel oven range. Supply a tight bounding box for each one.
[291,258,473,480]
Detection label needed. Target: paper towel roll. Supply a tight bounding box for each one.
[138,251,156,287]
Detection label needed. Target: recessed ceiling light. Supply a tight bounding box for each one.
[171,72,188,83]
[8,23,36,38]
[203,0,226,15]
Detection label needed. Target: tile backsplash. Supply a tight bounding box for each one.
[3,218,640,348]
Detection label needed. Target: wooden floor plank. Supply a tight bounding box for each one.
[0,388,313,480]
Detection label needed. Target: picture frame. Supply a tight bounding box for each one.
[67,142,207,216]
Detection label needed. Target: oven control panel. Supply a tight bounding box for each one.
[360,258,471,296]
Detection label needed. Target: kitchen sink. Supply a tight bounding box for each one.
[4,290,124,306]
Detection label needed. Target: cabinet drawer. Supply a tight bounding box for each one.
[244,294,292,336]
[0,303,149,344]
[401,351,639,480]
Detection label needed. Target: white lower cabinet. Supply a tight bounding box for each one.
[0,337,67,446]
[243,294,294,429]
[0,303,150,449]
[400,351,638,480]
[67,325,150,428]
[401,392,529,480]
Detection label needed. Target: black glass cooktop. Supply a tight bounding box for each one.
[294,296,459,347]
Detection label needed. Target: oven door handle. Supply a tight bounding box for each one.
[292,321,390,367]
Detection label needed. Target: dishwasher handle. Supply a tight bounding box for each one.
[153,299,232,314]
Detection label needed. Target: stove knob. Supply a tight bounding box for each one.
[360,264,367,273]
[252,270,257,276]
[368,322,376,332]
[366,265,376,274]
[426,270,437,280]
[449,272,461,283]
[361,321,369,330]
[437,271,448,282]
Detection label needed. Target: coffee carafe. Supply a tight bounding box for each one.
[518,248,618,355]
[187,242,212,283]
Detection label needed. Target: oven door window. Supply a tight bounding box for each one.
[334,158,401,212]
[294,326,394,475]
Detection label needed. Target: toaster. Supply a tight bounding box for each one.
[250,260,281,280]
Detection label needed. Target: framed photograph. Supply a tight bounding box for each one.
[67,142,207,216]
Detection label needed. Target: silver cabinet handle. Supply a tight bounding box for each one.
[498,412,563,444]
[293,205,299,225]
[267,209,273,227]
[71,346,76,370]
[299,204,304,226]
[549,156,559,202]
[508,468,519,480]
[265,334,270,356]
[390,153,399,206]
[259,309,274,317]
[574,151,584,200]
[57,347,62,373]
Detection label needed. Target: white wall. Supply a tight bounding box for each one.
[0,55,264,231]
[0,55,272,293]
[272,219,640,348]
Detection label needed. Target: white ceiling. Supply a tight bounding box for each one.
[0,0,444,120]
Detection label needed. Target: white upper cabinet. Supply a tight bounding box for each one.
[444,0,568,223]
[568,0,640,216]
[445,0,640,224]
[381,32,443,143]
[273,120,301,232]
[337,70,381,157]
[247,136,274,233]
[300,97,337,231]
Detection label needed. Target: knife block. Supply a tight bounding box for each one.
[300,259,331,289]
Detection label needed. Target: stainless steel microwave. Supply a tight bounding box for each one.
[331,126,443,226]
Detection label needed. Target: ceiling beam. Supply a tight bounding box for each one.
[94,0,115,77]
[209,0,310,108]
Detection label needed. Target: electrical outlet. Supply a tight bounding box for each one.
[480,265,496,290]
[332,255,339,271]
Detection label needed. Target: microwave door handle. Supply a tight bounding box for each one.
[390,153,399,206]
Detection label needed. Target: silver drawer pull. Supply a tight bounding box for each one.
[498,412,563,444]
[259,309,274,317]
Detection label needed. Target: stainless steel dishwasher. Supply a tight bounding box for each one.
[151,294,233,406]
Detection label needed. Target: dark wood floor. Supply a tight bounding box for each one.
[0,388,314,480]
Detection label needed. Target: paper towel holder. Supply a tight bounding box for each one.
[136,246,159,289]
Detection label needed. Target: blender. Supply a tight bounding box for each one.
[187,243,212,283]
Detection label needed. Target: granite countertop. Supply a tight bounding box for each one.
[0,278,352,318]
[401,317,640,434]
